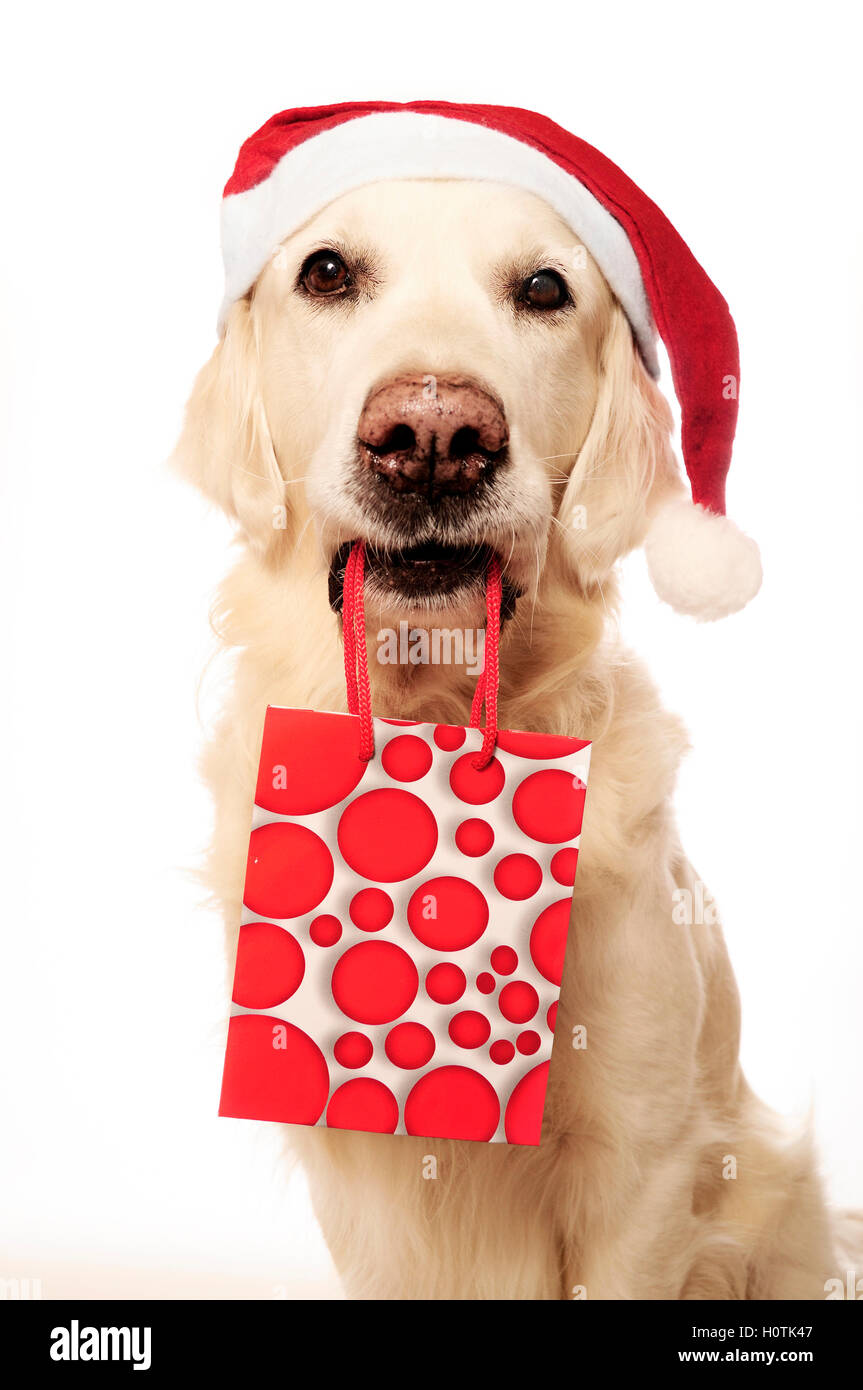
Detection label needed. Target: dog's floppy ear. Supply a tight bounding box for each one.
[172,298,287,551]
[557,307,684,590]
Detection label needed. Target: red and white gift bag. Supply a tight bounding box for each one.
[219,545,591,1144]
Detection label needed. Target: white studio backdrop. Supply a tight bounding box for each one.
[1,0,860,1297]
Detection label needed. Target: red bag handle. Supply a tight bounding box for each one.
[342,541,502,770]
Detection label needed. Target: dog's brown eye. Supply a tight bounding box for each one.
[521,269,569,310]
[300,250,351,297]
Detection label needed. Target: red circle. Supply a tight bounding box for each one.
[337,789,437,882]
[449,753,505,805]
[495,730,590,759]
[530,898,572,985]
[232,922,305,1009]
[404,1066,499,1141]
[547,1001,558,1032]
[490,945,518,975]
[551,847,579,886]
[448,1010,491,1049]
[425,962,466,1005]
[499,980,539,1024]
[256,708,367,813]
[504,1061,550,1144]
[333,1031,373,1068]
[493,853,543,900]
[512,769,585,843]
[476,972,495,995]
[490,1039,515,1065]
[517,1030,541,1055]
[331,941,418,1024]
[219,1015,329,1124]
[309,914,342,947]
[385,1022,436,1069]
[244,822,334,919]
[381,734,433,783]
[434,724,466,751]
[326,1078,399,1133]
[349,887,394,932]
[454,818,495,856]
[407,877,489,951]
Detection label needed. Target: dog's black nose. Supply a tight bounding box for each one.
[357,375,508,498]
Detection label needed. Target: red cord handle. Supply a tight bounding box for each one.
[342,544,502,768]
[342,541,375,761]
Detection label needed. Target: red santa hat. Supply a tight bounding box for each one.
[219,101,761,620]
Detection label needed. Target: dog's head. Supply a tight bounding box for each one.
[175,177,682,624]
[177,100,760,626]
[175,177,683,619]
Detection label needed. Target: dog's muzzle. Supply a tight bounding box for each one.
[356,375,509,501]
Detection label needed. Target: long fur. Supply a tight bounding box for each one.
[174,180,844,1299]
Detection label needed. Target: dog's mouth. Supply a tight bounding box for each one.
[328,540,520,617]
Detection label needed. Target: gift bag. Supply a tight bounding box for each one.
[219,543,591,1145]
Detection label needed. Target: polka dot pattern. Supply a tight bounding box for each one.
[349,887,393,932]
[490,945,518,976]
[494,853,543,900]
[490,1039,515,1065]
[244,823,333,919]
[327,1078,399,1133]
[220,708,591,1146]
[407,876,489,952]
[551,847,579,887]
[255,707,367,814]
[504,1062,550,1144]
[512,770,586,844]
[338,789,437,882]
[530,899,573,986]
[381,734,433,782]
[385,1021,436,1069]
[333,1031,373,1069]
[499,980,539,1024]
[425,962,465,1004]
[433,724,466,751]
[220,1014,329,1125]
[450,753,505,805]
[455,818,495,857]
[232,922,305,1010]
[405,1066,499,1142]
[332,941,418,1025]
[449,1010,491,1049]
[309,914,342,947]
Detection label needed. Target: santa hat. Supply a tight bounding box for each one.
[220,101,761,620]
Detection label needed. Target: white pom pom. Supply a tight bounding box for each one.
[644,499,762,620]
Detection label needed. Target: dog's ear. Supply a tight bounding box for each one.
[557,306,684,589]
[172,297,287,551]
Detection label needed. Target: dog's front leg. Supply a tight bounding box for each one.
[550,852,833,1302]
[291,1125,571,1300]
[547,859,719,1301]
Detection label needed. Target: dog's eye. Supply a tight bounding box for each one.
[520,269,570,311]
[300,250,351,297]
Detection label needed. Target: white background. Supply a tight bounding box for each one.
[1,0,860,1299]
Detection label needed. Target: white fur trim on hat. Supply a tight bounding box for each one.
[644,499,762,620]
[219,112,659,375]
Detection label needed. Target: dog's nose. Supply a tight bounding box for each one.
[357,375,508,497]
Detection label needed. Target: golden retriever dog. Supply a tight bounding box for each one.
[175,176,841,1300]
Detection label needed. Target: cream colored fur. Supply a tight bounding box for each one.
[174,180,840,1299]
